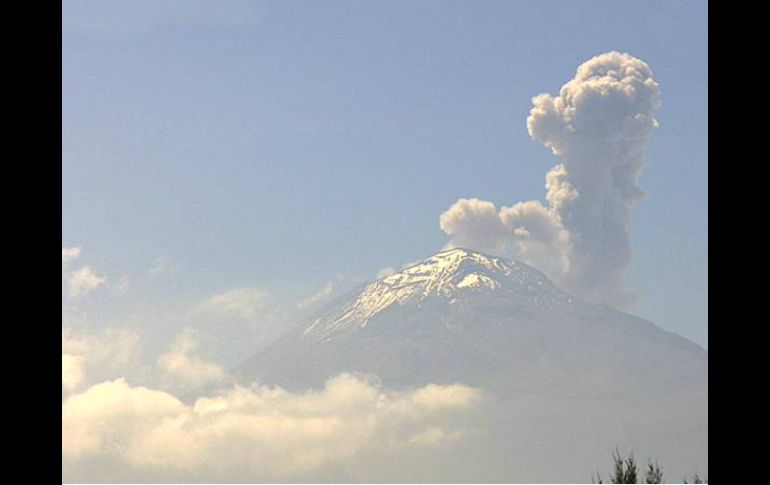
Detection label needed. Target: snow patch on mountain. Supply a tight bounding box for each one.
[303,248,574,340]
[457,273,499,290]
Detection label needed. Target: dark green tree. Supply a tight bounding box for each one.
[644,459,663,484]
[594,449,669,484]
[608,449,637,483]
[622,452,638,483]
[595,449,706,483]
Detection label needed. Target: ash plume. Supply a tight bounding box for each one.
[441,51,662,307]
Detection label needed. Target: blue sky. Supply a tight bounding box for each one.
[62,0,708,349]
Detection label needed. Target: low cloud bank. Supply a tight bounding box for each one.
[62,373,482,482]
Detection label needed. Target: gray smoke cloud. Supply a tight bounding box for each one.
[440,51,661,307]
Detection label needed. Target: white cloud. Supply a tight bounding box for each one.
[62,353,86,395]
[62,373,482,482]
[62,246,81,263]
[68,266,107,297]
[440,52,661,307]
[297,282,334,310]
[60,324,482,482]
[157,328,229,391]
[62,327,141,386]
[200,287,272,320]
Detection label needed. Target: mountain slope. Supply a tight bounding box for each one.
[235,248,706,397]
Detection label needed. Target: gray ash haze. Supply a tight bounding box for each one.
[441,52,662,308]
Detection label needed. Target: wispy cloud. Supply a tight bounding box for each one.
[297,282,334,310]
[200,287,272,320]
[62,327,141,386]
[112,275,131,295]
[157,328,229,391]
[377,267,396,279]
[148,256,176,277]
[68,266,107,297]
[62,246,81,263]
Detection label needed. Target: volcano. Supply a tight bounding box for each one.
[234,248,707,481]
[236,248,706,396]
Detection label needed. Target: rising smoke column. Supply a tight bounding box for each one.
[440,52,661,307]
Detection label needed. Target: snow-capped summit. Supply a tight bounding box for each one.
[236,247,705,398]
[304,248,572,340]
[377,247,551,294]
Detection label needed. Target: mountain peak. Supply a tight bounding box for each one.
[238,247,706,408]
[303,247,572,340]
[433,246,481,257]
[381,247,515,288]
[425,246,501,261]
